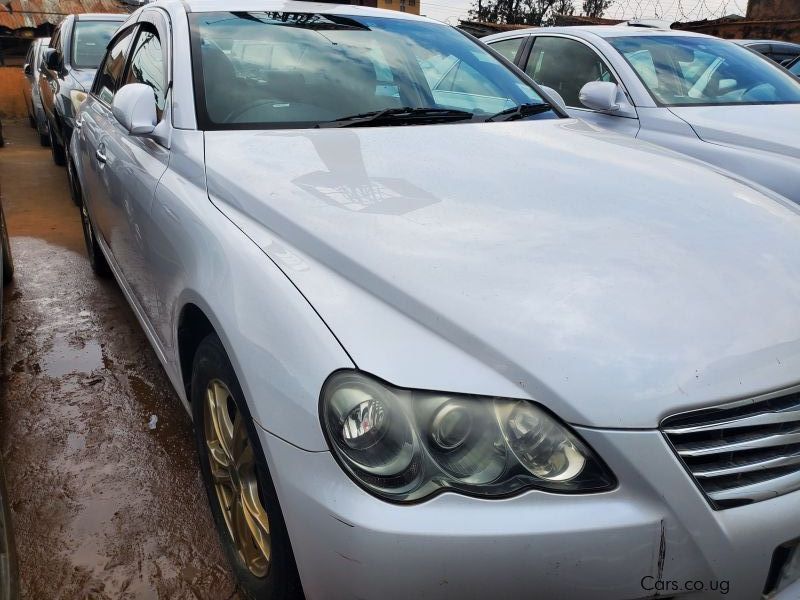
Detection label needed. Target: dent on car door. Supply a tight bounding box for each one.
[523,36,640,136]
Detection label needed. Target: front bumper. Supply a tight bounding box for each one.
[259,426,800,600]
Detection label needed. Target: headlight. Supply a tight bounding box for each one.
[70,89,88,114]
[321,371,616,502]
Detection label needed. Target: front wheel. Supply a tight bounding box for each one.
[67,155,81,207]
[191,334,303,600]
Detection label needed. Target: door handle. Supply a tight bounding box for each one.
[95,148,107,164]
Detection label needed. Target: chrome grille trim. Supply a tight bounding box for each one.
[674,430,800,457]
[661,384,800,509]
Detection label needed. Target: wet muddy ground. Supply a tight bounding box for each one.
[0,121,239,599]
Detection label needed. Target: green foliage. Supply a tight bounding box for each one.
[469,0,576,25]
[582,0,613,18]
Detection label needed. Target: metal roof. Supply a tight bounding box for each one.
[0,0,133,31]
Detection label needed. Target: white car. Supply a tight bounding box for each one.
[484,26,800,204]
[70,2,800,599]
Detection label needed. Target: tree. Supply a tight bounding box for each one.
[547,0,575,24]
[582,0,613,18]
[469,0,575,25]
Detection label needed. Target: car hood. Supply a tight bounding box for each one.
[205,120,800,429]
[669,104,800,159]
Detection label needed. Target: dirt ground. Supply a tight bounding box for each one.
[0,120,240,599]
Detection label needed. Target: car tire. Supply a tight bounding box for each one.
[1,204,13,285]
[191,334,303,600]
[67,155,82,207]
[49,124,65,166]
[80,200,111,278]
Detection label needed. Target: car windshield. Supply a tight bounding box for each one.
[72,21,122,69]
[609,35,800,106]
[189,12,547,129]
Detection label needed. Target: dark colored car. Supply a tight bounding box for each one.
[0,171,17,600]
[39,13,126,166]
[732,39,800,66]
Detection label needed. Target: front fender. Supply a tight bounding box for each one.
[159,131,353,452]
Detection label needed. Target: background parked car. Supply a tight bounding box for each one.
[483,26,800,205]
[0,176,17,600]
[39,13,125,166]
[731,39,800,65]
[787,54,800,77]
[22,37,51,147]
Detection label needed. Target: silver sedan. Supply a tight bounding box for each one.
[71,1,800,599]
[484,26,800,204]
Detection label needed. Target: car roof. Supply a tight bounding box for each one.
[74,13,128,21]
[179,0,432,21]
[484,25,711,41]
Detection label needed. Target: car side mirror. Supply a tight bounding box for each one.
[43,48,61,71]
[579,81,636,117]
[23,63,32,75]
[112,83,158,135]
[538,85,567,112]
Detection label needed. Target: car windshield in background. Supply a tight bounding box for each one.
[189,12,547,129]
[609,35,800,106]
[790,60,800,76]
[72,21,122,69]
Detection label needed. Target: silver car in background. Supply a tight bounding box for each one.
[484,27,800,204]
[71,1,800,598]
[22,37,51,146]
[730,38,800,65]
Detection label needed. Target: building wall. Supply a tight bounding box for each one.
[376,0,420,15]
[0,66,27,118]
[747,0,800,20]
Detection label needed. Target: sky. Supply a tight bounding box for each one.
[422,0,749,27]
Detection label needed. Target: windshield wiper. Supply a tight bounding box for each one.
[316,107,476,128]
[485,102,553,122]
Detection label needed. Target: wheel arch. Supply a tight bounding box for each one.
[176,301,217,397]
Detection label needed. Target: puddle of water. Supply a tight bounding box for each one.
[41,338,104,378]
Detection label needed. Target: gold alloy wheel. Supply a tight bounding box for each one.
[204,379,271,578]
